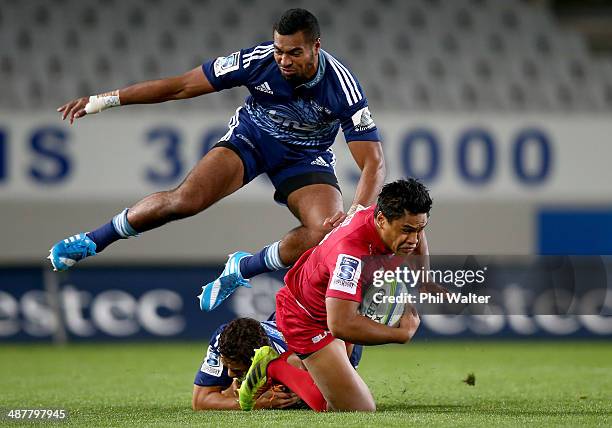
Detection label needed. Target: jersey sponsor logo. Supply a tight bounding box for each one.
[200,346,223,377]
[330,254,362,295]
[267,109,320,132]
[351,106,376,132]
[213,51,240,77]
[254,81,274,94]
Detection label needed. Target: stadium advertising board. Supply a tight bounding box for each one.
[0,113,610,202]
[1,262,610,342]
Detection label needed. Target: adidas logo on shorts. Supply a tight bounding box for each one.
[254,81,274,94]
[311,156,329,167]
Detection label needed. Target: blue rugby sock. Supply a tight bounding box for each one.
[87,221,121,253]
[239,241,287,279]
[239,250,270,279]
[87,208,138,252]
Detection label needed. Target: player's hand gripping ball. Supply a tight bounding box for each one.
[359,279,408,327]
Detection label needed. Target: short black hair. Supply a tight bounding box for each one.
[375,178,433,221]
[273,8,320,43]
[218,318,270,366]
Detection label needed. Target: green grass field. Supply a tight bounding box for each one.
[1,341,610,427]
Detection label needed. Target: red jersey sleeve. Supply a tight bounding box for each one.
[324,241,369,303]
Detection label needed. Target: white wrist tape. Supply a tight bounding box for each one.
[347,204,367,216]
[84,90,121,114]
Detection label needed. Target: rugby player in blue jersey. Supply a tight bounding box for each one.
[192,316,362,411]
[49,9,385,311]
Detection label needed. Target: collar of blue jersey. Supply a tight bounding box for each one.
[295,51,326,89]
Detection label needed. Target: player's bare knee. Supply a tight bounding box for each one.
[357,403,376,412]
[350,397,376,412]
[191,393,203,411]
[351,394,376,412]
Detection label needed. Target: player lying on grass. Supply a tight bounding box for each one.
[48,8,385,313]
[193,316,362,411]
[238,179,430,411]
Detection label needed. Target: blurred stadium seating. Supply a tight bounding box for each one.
[1,0,612,112]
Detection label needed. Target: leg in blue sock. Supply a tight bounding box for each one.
[87,208,138,252]
[239,241,287,279]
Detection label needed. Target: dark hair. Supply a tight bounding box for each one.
[273,8,320,43]
[218,318,270,366]
[375,178,432,221]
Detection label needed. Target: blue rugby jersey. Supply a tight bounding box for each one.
[202,42,380,149]
[194,318,363,388]
[194,320,288,388]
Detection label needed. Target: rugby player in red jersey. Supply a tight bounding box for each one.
[238,178,431,411]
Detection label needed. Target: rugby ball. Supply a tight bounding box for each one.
[359,280,408,327]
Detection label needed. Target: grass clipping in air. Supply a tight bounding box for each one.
[463,372,476,386]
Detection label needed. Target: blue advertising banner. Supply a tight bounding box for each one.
[0,266,240,342]
[0,265,610,341]
[539,209,612,255]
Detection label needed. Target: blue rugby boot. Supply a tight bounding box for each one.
[198,251,252,311]
[48,233,97,271]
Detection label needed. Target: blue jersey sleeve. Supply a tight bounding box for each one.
[260,320,289,355]
[194,326,233,388]
[323,52,380,143]
[202,42,274,91]
[339,99,381,143]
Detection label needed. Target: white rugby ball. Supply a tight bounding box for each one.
[359,280,408,327]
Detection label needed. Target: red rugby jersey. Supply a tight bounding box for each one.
[283,205,390,324]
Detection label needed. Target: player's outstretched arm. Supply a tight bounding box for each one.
[192,383,298,411]
[58,66,215,124]
[346,141,385,214]
[326,297,419,345]
[321,141,384,229]
[192,384,242,410]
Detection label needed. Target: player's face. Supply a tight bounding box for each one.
[220,356,249,380]
[376,211,428,255]
[273,30,320,83]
